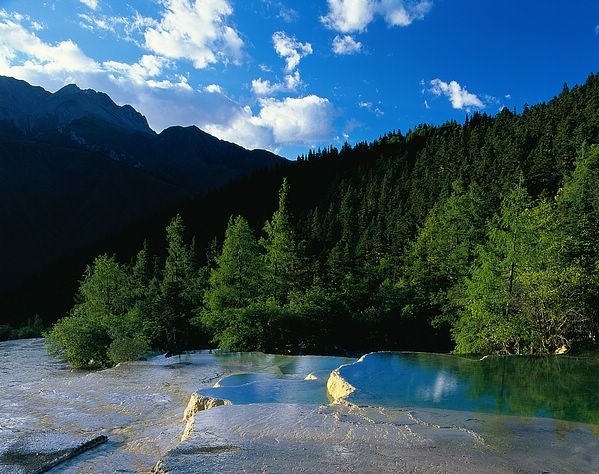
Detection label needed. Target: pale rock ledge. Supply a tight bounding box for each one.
[181,392,231,441]
[326,366,356,403]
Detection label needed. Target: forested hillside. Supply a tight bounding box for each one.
[43,73,599,365]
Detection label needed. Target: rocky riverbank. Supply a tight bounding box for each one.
[151,401,599,474]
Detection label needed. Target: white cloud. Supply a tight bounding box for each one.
[259,95,333,143]
[321,0,375,33]
[251,32,310,96]
[110,72,192,92]
[205,83,223,94]
[251,78,275,96]
[278,7,299,23]
[379,0,432,26]
[79,13,111,32]
[103,55,170,84]
[80,0,99,10]
[251,71,301,96]
[205,95,334,151]
[30,20,44,31]
[272,31,312,72]
[131,85,245,132]
[0,13,99,81]
[205,105,275,151]
[78,13,131,35]
[332,34,362,55]
[284,71,302,89]
[321,0,432,33]
[141,0,244,69]
[429,78,485,110]
[358,100,384,116]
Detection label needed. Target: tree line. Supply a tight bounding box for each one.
[46,73,599,367]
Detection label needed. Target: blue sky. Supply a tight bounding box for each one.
[1,0,598,158]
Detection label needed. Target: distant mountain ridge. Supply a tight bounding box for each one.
[0,76,285,306]
[0,76,152,135]
[0,76,283,195]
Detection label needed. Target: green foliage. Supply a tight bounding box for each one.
[261,178,302,304]
[45,215,208,368]
[44,254,149,368]
[201,215,267,349]
[557,145,599,268]
[0,315,45,341]
[402,181,488,328]
[46,313,112,369]
[106,309,152,364]
[554,144,599,338]
[454,180,596,355]
[204,215,265,312]
[204,301,294,352]
[155,215,204,352]
[454,183,538,354]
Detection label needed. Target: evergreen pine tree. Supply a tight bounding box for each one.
[156,215,201,353]
[202,215,268,350]
[261,178,302,304]
[454,181,535,354]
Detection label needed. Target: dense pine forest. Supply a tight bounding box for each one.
[42,73,599,367]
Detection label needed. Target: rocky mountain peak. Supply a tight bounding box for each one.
[0,75,153,135]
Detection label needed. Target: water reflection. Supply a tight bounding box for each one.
[191,350,599,426]
[339,352,599,425]
[200,354,354,405]
[417,370,458,403]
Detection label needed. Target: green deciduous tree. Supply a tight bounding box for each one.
[554,143,599,339]
[205,215,265,310]
[558,145,599,262]
[512,200,592,353]
[403,181,487,327]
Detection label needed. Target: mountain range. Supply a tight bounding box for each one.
[0,75,284,318]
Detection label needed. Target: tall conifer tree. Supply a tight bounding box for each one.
[261,178,301,304]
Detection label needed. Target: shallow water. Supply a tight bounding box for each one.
[0,339,352,473]
[199,354,351,405]
[337,352,599,424]
[198,350,599,425]
[2,340,598,474]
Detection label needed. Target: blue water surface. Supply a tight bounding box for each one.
[198,353,354,405]
[198,351,599,425]
[340,352,599,424]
